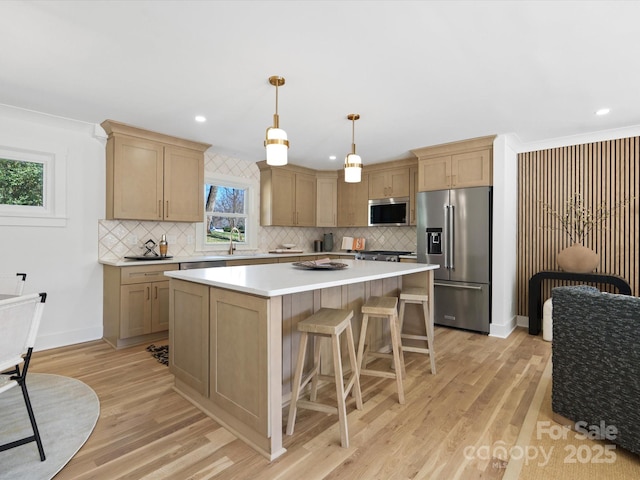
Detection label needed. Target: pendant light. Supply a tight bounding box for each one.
[344,113,362,183]
[265,76,289,166]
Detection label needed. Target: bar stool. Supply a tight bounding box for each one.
[398,287,436,374]
[286,307,363,448]
[356,296,406,404]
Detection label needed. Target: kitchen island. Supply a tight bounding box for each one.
[165,259,438,460]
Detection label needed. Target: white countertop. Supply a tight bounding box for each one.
[98,251,354,267]
[99,252,417,267]
[164,259,438,297]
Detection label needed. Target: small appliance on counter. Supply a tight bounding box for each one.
[124,238,173,260]
[323,233,333,252]
[340,236,366,252]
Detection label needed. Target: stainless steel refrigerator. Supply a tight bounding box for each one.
[417,187,492,333]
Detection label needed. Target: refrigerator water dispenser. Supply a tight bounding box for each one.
[426,228,443,255]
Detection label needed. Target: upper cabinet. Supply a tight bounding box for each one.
[368,167,410,199]
[258,162,317,226]
[101,120,210,222]
[316,172,338,227]
[412,135,496,192]
[337,172,369,227]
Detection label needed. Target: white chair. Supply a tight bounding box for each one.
[0,292,47,461]
[0,273,27,296]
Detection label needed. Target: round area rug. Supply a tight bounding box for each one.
[0,373,99,480]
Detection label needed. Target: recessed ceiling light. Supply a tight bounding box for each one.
[195,115,207,122]
[329,155,337,160]
[595,108,610,116]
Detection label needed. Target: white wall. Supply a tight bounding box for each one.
[0,105,105,350]
[490,134,520,337]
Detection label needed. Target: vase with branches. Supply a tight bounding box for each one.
[540,192,632,273]
[540,192,632,245]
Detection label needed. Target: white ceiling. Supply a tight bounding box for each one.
[2,1,640,170]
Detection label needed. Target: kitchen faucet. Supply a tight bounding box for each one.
[228,227,241,255]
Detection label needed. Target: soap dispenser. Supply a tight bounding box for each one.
[159,234,168,256]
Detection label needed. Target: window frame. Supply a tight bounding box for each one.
[0,145,66,227]
[195,173,258,252]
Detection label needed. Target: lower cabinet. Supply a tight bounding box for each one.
[169,279,209,396]
[103,263,178,349]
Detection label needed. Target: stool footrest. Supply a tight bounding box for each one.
[296,399,338,415]
[401,333,429,341]
[360,368,396,379]
[402,346,431,354]
[366,351,393,360]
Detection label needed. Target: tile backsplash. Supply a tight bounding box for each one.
[98,152,418,261]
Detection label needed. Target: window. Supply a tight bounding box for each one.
[0,146,66,226]
[196,174,258,251]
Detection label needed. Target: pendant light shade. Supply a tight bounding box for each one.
[265,76,289,166]
[344,113,363,183]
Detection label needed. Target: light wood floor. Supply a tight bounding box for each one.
[30,326,551,480]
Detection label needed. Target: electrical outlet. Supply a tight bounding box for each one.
[187,235,194,245]
[167,234,177,244]
[127,234,138,246]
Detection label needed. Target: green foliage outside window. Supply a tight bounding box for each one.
[0,158,44,206]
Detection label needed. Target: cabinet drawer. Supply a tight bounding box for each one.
[120,264,178,284]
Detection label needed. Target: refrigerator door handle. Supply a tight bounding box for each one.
[443,204,449,268]
[434,282,483,290]
[448,204,454,269]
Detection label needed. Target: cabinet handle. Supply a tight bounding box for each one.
[166,200,169,218]
[154,286,158,299]
[146,286,150,300]
[158,200,162,218]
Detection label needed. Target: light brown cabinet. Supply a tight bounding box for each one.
[316,172,338,227]
[337,172,369,227]
[412,136,495,192]
[258,162,317,226]
[101,120,210,222]
[409,165,418,225]
[368,167,410,199]
[103,263,178,349]
[169,279,209,396]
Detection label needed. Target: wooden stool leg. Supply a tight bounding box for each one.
[310,336,322,401]
[423,300,436,375]
[389,313,405,404]
[356,313,370,373]
[286,331,308,436]
[398,298,406,333]
[331,332,349,448]
[345,322,363,410]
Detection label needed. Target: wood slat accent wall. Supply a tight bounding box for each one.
[517,136,639,316]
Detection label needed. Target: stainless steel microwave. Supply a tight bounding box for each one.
[368,197,410,226]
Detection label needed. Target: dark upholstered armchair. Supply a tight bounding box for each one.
[552,285,640,456]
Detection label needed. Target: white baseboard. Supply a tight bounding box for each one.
[34,326,103,352]
[489,316,518,338]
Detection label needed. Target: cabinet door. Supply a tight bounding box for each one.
[337,174,369,226]
[295,173,316,226]
[418,156,451,192]
[316,176,337,227]
[451,149,491,188]
[169,279,210,396]
[151,280,170,333]
[409,166,418,225]
[271,169,296,226]
[353,175,370,226]
[164,146,204,222]
[389,168,410,197]
[112,136,164,220]
[368,171,389,199]
[120,283,152,338]
[337,178,357,226]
